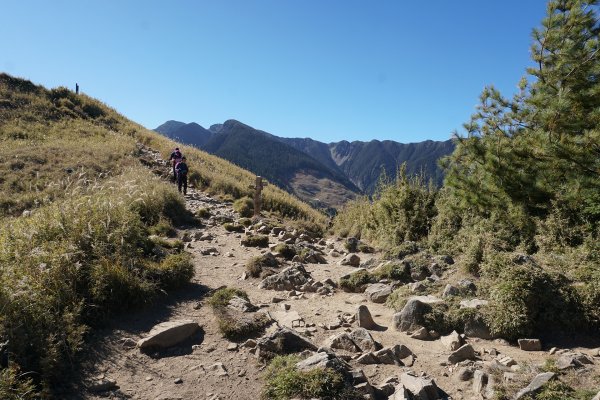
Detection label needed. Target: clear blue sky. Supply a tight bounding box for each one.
[1,0,548,143]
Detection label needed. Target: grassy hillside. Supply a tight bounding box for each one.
[0,73,325,397]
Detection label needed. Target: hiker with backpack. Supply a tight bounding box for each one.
[168,147,183,181]
[175,156,189,195]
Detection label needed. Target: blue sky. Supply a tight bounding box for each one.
[1,1,548,143]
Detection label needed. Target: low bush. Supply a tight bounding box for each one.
[272,243,296,260]
[195,208,211,219]
[233,197,254,218]
[339,270,372,293]
[223,223,245,233]
[241,234,269,248]
[262,355,361,400]
[246,254,280,278]
[208,287,249,309]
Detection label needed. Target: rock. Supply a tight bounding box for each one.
[271,297,284,303]
[409,295,443,304]
[448,344,476,364]
[392,299,429,332]
[514,372,555,400]
[365,283,392,303]
[473,370,487,394]
[174,377,183,384]
[400,372,442,400]
[259,264,311,291]
[442,284,459,297]
[326,332,361,352]
[373,348,398,365]
[351,369,368,384]
[592,391,600,400]
[390,385,412,400]
[137,320,201,349]
[440,330,463,351]
[354,381,376,398]
[209,362,228,376]
[410,327,431,340]
[227,296,257,313]
[329,250,341,257]
[201,247,219,255]
[242,339,257,348]
[392,344,414,360]
[557,352,595,369]
[459,299,489,309]
[356,352,378,364]
[227,343,239,351]
[518,338,542,351]
[340,254,361,267]
[349,328,381,352]
[295,351,348,372]
[458,279,477,291]
[88,378,118,393]
[455,366,473,381]
[346,237,359,252]
[356,305,377,329]
[464,315,494,339]
[255,327,317,357]
[496,356,517,368]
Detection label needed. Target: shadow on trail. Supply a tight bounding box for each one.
[140,327,205,360]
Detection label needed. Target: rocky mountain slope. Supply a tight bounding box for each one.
[154,120,455,207]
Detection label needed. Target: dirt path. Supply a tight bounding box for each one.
[73,146,599,400]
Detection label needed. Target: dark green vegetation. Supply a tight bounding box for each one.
[262,355,361,400]
[334,0,600,342]
[0,73,326,397]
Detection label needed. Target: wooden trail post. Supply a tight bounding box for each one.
[251,176,267,217]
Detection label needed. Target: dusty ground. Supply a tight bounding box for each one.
[69,184,600,400]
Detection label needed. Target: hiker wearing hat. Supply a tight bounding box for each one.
[168,147,183,182]
[175,156,189,195]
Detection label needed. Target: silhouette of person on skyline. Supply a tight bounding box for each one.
[75,83,79,94]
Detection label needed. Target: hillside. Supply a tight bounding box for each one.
[0,72,326,397]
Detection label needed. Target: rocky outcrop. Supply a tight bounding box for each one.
[258,264,311,291]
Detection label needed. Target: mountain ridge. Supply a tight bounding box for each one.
[154,119,455,207]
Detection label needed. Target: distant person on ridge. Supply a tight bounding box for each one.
[175,156,189,195]
[75,83,79,94]
[168,147,183,181]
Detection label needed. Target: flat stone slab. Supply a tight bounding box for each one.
[138,320,201,349]
[514,372,555,399]
[409,295,443,304]
[271,310,304,328]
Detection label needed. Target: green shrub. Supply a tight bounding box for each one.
[209,287,249,309]
[233,197,254,218]
[262,355,361,400]
[273,243,296,260]
[246,254,279,278]
[339,270,372,293]
[223,223,245,233]
[484,264,583,341]
[386,286,411,311]
[148,253,194,290]
[239,217,252,227]
[371,261,411,282]
[0,364,38,400]
[241,234,269,248]
[217,312,271,340]
[149,217,177,237]
[195,208,211,219]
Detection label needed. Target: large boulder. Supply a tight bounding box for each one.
[392,299,430,332]
[364,283,392,303]
[356,305,377,329]
[340,254,361,267]
[137,320,201,349]
[325,332,361,352]
[448,344,476,364]
[349,328,381,352]
[295,351,349,374]
[400,372,442,400]
[440,330,463,351]
[255,327,317,358]
[258,264,311,291]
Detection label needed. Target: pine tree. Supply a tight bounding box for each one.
[444,0,600,244]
